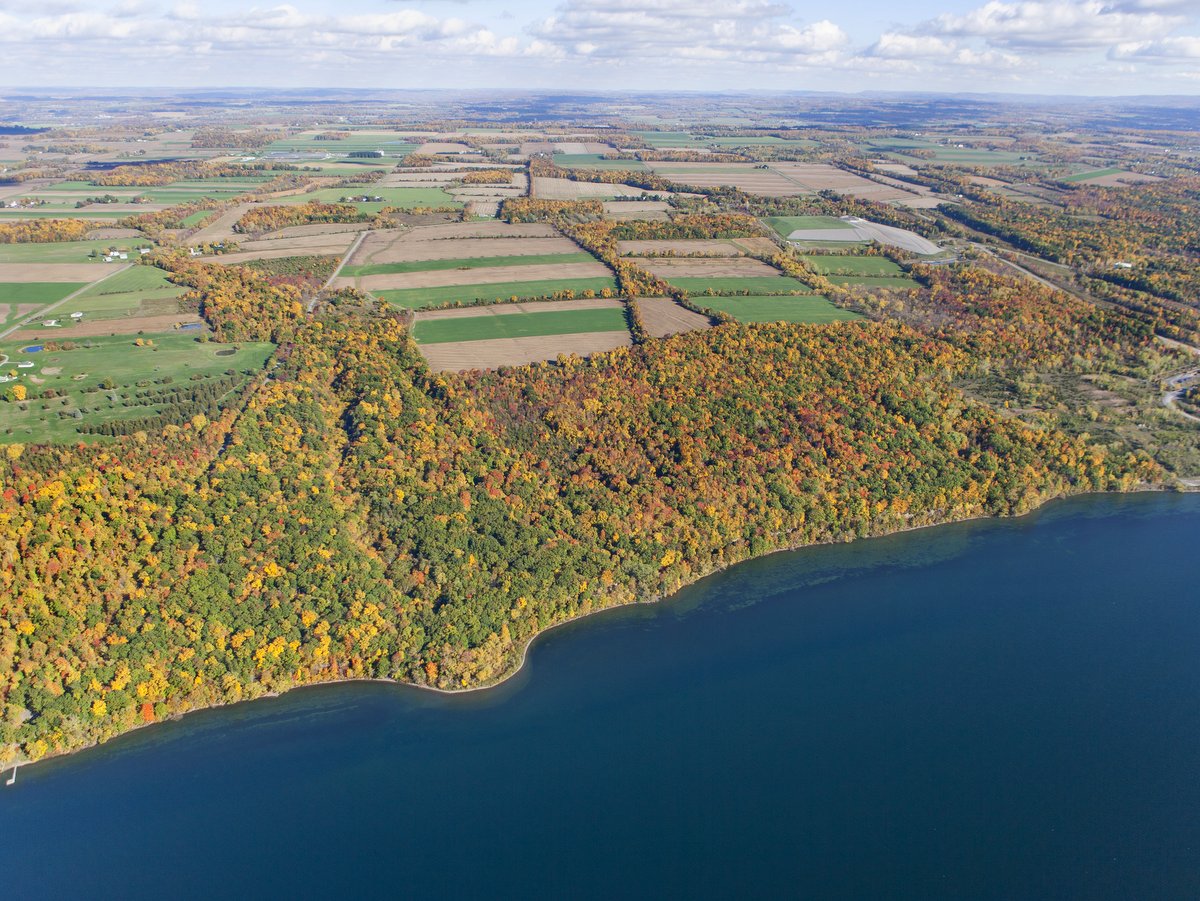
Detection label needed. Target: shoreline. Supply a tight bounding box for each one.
[5,482,1195,778]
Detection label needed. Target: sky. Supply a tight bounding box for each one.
[2,0,1200,95]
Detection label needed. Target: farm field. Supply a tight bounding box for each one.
[662,276,813,295]
[532,177,665,200]
[375,277,617,309]
[347,221,565,266]
[1060,168,1162,186]
[617,237,778,256]
[828,275,921,290]
[281,186,461,212]
[0,282,89,306]
[691,295,862,324]
[635,257,781,280]
[800,255,906,276]
[413,304,627,344]
[0,239,149,264]
[8,265,199,338]
[551,154,648,170]
[414,299,632,371]
[0,334,273,444]
[765,216,855,238]
[634,298,713,337]
[343,252,594,277]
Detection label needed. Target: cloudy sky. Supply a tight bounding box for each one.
[2,0,1200,94]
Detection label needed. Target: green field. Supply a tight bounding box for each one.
[1061,167,1126,183]
[801,255,905,276]
[692,295,861,324]
[0,282,89,305]
[181,210,216,227]
[414,307,628,345]
[265,131,421,156]
[552,153,647,171]
[75,265,175,296]
[377,277,618,310]
[764,216,853,238]
[668,276,812,296]
[345,252,594,277]
[0,334,274,444]
[827,275,921,290]
[0,240,152,264]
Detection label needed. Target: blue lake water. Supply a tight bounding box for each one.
[3,492,1199,899]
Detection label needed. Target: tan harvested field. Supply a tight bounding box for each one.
[646,162,802,196]
[10,313,203,341]
[603,200,671,220]
[769,163,918,203]
[212,246,346,265]
[532,177,664,200]
[256,222,374,240]
[1076,171,1164,187]
[0,264,109,282]
[635,298,713,338]
[733,236,780,254]
[617,237,779,257]
[409,221,559,240]
[350,223,568,266]
[416,142,477,155]
[416,297,621,321]
[380,172,457,187]
[875,163,920,177]
[85,227,145,239]
[634,257,781,279]
[618,239,746,257]
[347,260,610,292]
[189,203,259,243]
[420,330,631,373]
[237,231,361,254]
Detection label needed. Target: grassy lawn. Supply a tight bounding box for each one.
[764,216,853,238]
[801,255,905,276]
[668,276,812,295]
[693,295,862,324]
[377,277,618,310]
[0,282,89,305]
[414,307,628,345]
[0,240,151,264]
[0,334,273,444]
[827,275,921,290]
[345,252,594,277]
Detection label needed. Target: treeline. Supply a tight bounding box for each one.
[232,202,373,236]
[0,219,91,244]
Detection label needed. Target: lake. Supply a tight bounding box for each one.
[3,492,1199,899]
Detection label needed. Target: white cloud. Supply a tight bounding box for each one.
[929,1,1183,50]
[530,0,847,65]
[1112,34,1200,57]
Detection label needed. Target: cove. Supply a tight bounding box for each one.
[3,492,1199,900]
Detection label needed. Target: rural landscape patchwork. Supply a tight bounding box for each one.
[1,87,1199,783]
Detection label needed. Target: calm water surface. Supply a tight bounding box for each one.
[3,493,1199,899]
